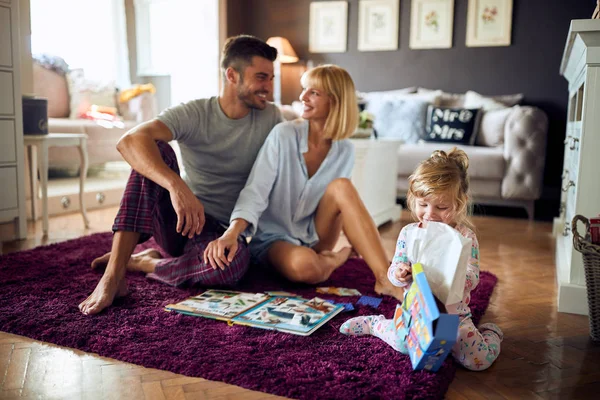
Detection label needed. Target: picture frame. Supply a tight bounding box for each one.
[466,0,513,47]
[409,0,454,49]
[358,0,400,52]
[309,1,348,53]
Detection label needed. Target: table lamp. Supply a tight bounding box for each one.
[266,36,299,105]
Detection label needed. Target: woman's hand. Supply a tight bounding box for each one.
[204,232,239,270]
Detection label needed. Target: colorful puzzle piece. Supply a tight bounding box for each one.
[356,296,382,309]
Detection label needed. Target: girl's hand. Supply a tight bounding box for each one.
[394,262,413,285]
[203,232,239,270]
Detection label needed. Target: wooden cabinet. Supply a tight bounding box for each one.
[555,19,600,315]
[0,0,26,239]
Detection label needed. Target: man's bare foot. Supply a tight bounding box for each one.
[78,274,128,315]
[125,248,162,273]
[375,280,405,302]
[91,249,162,273]
[91,252,111,270]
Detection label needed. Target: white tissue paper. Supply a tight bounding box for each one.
[405,222,472,306]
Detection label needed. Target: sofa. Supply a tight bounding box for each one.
[32,62,157,171]
[359,88,549,220]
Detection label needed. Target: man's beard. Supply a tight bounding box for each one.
[237,84,267,110]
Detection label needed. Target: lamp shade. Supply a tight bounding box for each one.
[267,36,299,63]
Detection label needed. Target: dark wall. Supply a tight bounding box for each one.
[228,0,594,220]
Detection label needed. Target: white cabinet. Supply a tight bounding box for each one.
[0,0,26,239]
[555,19,600,315]
[350,138,402,227]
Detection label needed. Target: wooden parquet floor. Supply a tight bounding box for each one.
[1,207,599,399]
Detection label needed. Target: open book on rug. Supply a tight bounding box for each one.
[165,289,344,336]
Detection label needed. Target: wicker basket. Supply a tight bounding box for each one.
[572,215,600,341]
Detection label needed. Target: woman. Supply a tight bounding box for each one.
[204,64,401,299]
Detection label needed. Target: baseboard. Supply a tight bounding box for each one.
[557,282,588,315]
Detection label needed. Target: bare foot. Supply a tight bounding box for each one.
[319,246,353,269]
[78,273,128,315]
[375,280,405,302]
[125,248,162,273]
[91,249,162,273]
[91,251,111,270]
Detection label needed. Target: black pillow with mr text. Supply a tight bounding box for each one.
[423,105,482,145]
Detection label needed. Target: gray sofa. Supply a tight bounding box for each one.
[360,88,549,220]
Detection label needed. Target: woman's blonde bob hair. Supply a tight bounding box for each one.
[406,148,474,230]
[300,64,358,140]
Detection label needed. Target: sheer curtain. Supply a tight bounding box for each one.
[30,0,131,88]
[134,0,220,105]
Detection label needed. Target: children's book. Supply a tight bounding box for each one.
[165,290,344,336]
[393,263,460,372]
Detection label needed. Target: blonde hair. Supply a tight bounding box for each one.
[300,64,358,140]
[406,147,474,230]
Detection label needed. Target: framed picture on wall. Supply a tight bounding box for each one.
[409,0,454,49]
[466,0,513,47]
[309,1,348,53]
[358,0,400,51]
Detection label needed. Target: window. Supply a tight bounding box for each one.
[30,0,130,88]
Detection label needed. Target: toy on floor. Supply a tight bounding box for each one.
[356,295,382,309]
[316,287,361,296]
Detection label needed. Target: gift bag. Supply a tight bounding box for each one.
[405,222,472,305]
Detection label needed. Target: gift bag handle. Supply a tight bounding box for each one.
[572,214,590,250]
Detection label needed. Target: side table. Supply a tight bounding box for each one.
[24,133,90,236]
[349,138,403,227]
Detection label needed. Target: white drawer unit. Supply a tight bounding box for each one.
[0,0,26,239]
[555,19,600,315]
[0,167,17,210]
[350,138,403,227]
[0,119,16,163]
[0,71,15,115]
[0,6,12,67]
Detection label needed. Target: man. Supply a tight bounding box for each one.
[79,35,282,315]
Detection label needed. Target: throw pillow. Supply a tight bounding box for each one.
[423,105,482,145]
[476,107,513,147]
[372,97,430,143]
[67,69,118,119]
[464,90,508,111]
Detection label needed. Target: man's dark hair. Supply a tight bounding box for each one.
[220,35,278,76]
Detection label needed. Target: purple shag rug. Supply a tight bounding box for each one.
[0,233,497,400]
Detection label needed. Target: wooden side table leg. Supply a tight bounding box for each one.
[38,141,49,236]
[28,144,38,221]
[78,137,90,228]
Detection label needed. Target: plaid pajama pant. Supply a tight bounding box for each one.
[112,141,250,287]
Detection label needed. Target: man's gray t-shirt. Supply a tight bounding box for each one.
[157,97,282,225]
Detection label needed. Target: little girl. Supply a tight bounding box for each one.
[340,148,502,371]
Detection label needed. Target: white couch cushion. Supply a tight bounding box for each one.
[396,142,505,180]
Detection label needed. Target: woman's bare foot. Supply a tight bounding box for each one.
[78,273,129,315]
[319,246,353,269]
[374,280,405,302]
[91,249,162,273]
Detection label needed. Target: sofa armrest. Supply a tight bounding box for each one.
[501,106,548,200]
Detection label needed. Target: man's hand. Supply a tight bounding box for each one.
[169,183,205,238]
[204,233,239,270]
[394,262,413,286]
